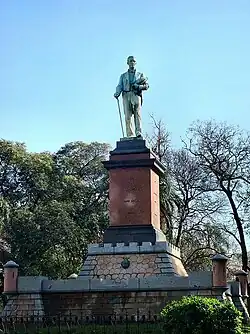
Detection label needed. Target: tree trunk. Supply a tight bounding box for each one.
[226,191,248,271]
[175,215,185,248]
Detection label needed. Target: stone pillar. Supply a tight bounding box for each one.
[212,254,228,288]
[231,280,250,321]
[235,270,248,298]
[102,138,166,245]
[3,261,19,293]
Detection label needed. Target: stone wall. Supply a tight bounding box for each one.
[2,289,217,319]
[2,294,44,318]
[42,289,218,318]
[42,291,169,318]
[2,256,233,320]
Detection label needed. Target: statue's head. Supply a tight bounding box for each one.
[127,56,136,69]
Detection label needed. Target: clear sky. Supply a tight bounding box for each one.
[1,0,250,153]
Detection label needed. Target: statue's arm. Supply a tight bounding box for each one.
[138,73,149,91]
[115,74,123,96]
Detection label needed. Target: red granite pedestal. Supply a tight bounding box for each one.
[103,138,167,245]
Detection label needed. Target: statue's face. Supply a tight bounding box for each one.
[127,57,136,69]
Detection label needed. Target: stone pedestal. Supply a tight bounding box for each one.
[80,139,187,279]
[103,138,166,245]
[235,270,248,298]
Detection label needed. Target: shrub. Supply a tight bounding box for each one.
[161,296,244,334]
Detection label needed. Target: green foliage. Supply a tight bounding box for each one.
[0,140,110,278]
[5,201,85,278]
[161,296,244,334]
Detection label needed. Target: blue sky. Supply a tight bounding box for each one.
[1,0,250,152]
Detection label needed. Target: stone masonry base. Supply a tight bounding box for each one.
[1,271,230,320]
[79,241,187,281]
[2,289,219,320]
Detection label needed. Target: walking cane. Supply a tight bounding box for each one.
[116,98,125,137]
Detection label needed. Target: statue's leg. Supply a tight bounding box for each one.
[133,95,142,137]
[122,93,134,137]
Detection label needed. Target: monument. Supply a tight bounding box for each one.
[79,56,187,281]
[1,57,241,322]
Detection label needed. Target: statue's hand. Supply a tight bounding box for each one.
[133,84,139,89]
[114,92,120,99]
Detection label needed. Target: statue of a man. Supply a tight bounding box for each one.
[114,56,149,138]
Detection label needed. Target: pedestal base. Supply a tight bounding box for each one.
[103,225,167,245]
[79,241,188,282]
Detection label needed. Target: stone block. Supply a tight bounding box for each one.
[113,243,128,254]
[83,265,95,271]
[90,278,139,291]
[88,243,114,255]
[114,242,139,254]
[104,225,167,245]
[153,241,169,253]
[139,275,189,290]
[231,281,241,297]
[42,278,90,292]
[139,276,172,290]
[161,268,175,274]
[116,243,125,247]
[34,298,44,310]
[157,263,173,269]
[159,254,172,260]
[128,242,140,253]
[196,290,212,296]
[129,242,139,247]
[161,258,172,264]
[155,257,162,263]
[139,242,153,253]
[78,272,90,277]
[88,243,99,253]
[18,276,47,293]
[188,271,213,288]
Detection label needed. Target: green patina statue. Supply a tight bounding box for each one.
[114,56,149,138]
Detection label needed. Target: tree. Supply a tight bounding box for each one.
[5,201,85,278]
[185,120,250,271]
[53,141,110,243]
[146,116,170,163]
[0,140,110,278]
[147,118,230,271]
[169,149,229,270]
[146,116,180,239]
